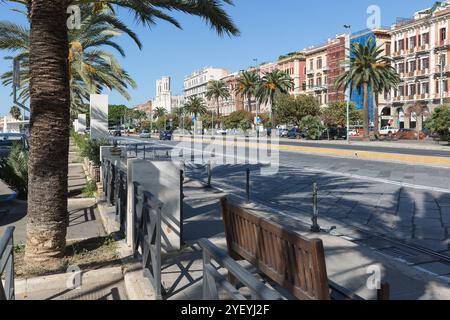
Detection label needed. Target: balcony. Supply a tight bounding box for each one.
[306,69,314,75]
[436,39,450,48]
[307,84,328,91]
[416,44,430,53]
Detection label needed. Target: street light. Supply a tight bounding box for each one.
[344,25,352,143]
[253,58,260,138]
[440,50,446,106]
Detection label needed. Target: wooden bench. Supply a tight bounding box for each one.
[220,197,390,300]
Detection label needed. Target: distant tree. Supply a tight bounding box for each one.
[108,104,128,125]
[223,110,253,129]
[425,105,450,140]
[184,96,208,120]
[205,80,230,117]
[10,105,22,120]
[275,94,320,127]
[321,101,362,127]
[235,71,260,112]
[257,70,294,123]
[300,115,325,140]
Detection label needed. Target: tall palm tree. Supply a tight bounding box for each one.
[257,70,294,124]
[205,80,230,117]
[335,37,400,139]
[235,71,260,113]
[0,0,239,265]
[153,106,168,129]
[0,6,140,118]
[184,96,208,120]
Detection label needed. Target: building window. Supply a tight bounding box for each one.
[310,60,314,70]
[409,60,416,72]
[385,42,391,55]
[422,57,429,70]
[421,82,429,94]
[440,28,447,42]
[422,33,429,45]
[317,58,322,69]
[409,36,416,49]
[398,62,405,73]
[398,39,405,51]
[399,85,405,96]
[409,83,416,96]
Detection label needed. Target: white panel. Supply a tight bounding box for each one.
[90,94,109,140]
[77,114,87,133]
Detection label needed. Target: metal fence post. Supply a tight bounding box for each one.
[246,168,250,203]
[135,144,138,158]
[143,145,146,160]
[311,182,321,233]
[206,162,212,188]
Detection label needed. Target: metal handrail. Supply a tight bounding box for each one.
[198,238,282,300]
[0,226,15,300]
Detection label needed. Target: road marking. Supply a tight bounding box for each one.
[120,137,450,194]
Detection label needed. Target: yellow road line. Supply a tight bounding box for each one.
[175,136,450,167]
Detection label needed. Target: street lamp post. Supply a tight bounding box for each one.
[440,50,445,106]
[344,25,352,143]
[253,58,260,138]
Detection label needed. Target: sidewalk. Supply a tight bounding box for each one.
[160,180,450,300]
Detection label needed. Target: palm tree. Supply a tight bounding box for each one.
[205,80,230,116]
[257,70,294,124]
[0,0,239,264]
[184,96,208,120]
[153,107,168,129]
[235,71,260,113]
[335,37,400,139]
[0,7,140,118]
[10,105,22,120]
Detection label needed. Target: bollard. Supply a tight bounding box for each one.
[310,183,321,233]
[135,144,138,158]
[206,162,212,188]
[246,168,250,203]
[143,145,146,159]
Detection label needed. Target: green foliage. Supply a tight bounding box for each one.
[80,138,110,166]
[223,110,253,129]
[10,105,22,120]
[109,105,129,125]
[205,80,230,115]
[275,94,321,127]
[184,97,208,119]
[235,71,260,111]
[82,180,98,197]
[239,118,252,132]
[300,116,325,140]
[425,106,450,139]
[0,143,28,198]
[321,101,363,127]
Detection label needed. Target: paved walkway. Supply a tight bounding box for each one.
[159,180,450,300]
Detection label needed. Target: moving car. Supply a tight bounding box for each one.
[159,130,173,141]
[139,130,151,139]
[379,126,399,136]
[0,133,29,159]
[217,129,227,135]
[279,128,289,138]
[321,127,347,140]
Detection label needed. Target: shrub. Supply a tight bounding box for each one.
[82,180,97,197]
[425,106,450,140]
[80,138,110,166]
[0,143,28,199]
[300,116,325,140]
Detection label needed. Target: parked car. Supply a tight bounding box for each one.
[139,130,151,139]
[0,133,29,159]
[379,126,399,136]
[394,128,427,140]
[279,128,289,138]
[109,129,121,137]
[321,127,347,140]
[287,128,306,139]
[159,130,173,141]
[217,128,227,135]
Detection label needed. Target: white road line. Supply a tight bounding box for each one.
[121,138,450,194]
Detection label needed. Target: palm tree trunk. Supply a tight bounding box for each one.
[216,97,220,129]
[25,0,70,264]
[247,96,251,113]
[363,82,370,139]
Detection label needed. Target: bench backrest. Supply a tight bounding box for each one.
[220,197,330,300]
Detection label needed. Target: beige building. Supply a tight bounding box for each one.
[183,67,230,111]
[389,1,450,130]
[302,43,329,106]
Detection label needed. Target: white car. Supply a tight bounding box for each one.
[139,130,151,138]
[217,129,227,135]
[379,126,399,135]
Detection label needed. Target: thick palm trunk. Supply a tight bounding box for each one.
[247,96,251,113]
[25,0,70,263]
[363,82,369,139]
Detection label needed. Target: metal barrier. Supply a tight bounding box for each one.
[198,238,281,300]
[0,226,15,300]
[133,182,163,300]
[114,166,128,235]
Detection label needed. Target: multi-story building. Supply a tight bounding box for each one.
[171,95,185,111]
[277,52,306,96]
[134,100,152,116]
[326,35,347,104]
[218,72,244,115]
[389,2,450,130]
[302,43,329,106]
[154,76,172,113]
[183,67,230,110]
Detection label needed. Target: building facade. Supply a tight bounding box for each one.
[134,100,153,116]
[303,43,329,106]
[389,2,450,130]
[277,53,306,96]
[154,76,173,113]
[183,67,230,110]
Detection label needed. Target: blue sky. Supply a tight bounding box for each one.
[0,0,436,115]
